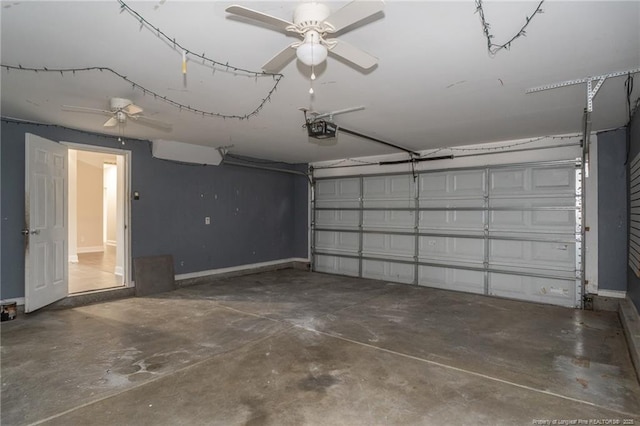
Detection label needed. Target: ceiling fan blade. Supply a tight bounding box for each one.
[124,104,143,115]
[226,5,294,31]
[130,115,173,131]
[62,105,112,116]
[324,0,385,33]
[326,39,378,69]
[103,116,118,127]
[262,44,297,72]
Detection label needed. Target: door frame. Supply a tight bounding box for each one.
[62,142,133,288]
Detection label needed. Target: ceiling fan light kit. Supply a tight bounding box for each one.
[226,0,384,72]
[296,31,328,67]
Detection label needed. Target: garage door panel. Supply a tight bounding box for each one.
[490,196,576,208]
[315,231,359,253]
[419,173,447,194]
[490,166,575,196]
[420,170,486,198]
[313,159,581,309]
[316,210,359,228]
[532,210,575,228]
[315,178,360,208]
[531,167,575,193]
[490,240,575,270]
[421,198,485,208]
[315,255,359,277]
[418,266,484,294]
[453,171,486,193]
[532,242,574,264]
[490,168,526,194]
[491,211,574,233]
[419,210,484,231]
[363,210,414,230]
[419,236,484,263]
[363,175,415,208]
[490,210,525,227]
[489,273,577,307]
[363,260,414,284]
[363,234,414,260]
[490,240,523,260]
[453,210,485,228]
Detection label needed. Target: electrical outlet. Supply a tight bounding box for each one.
[205,216,211,225]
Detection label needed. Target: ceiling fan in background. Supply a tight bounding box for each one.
[62,97,172,131]
[226,0,385,72]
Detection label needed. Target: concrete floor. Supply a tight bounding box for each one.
[2,269,640,425]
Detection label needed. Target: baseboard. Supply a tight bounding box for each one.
[105,240,117,247]
[114,266,124,276]
[69,255,79,263]
[13,259,311,312]
[597,289,627,298]
[619,297,640,383]
[175,257,310,287]
[77,246,104,254]
[1,297,25,306]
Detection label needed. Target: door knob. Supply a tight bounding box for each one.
[21,229,29,236]
[22,229,39,235]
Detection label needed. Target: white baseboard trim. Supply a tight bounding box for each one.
[597,289,627,299]
[175,257,310,281]
[77,246,105,254]
[1,297,25,306]
[114,266,124,276]
[69,255,79,263]
[106,240,117,247]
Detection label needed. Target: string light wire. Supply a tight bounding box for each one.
[1,64,279,120]
[117,0,282,80]
[475,0,545,56]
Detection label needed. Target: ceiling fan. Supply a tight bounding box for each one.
[62,98,172,131]
[226,0,385,72]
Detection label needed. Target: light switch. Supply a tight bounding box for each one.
[205,216,211,225]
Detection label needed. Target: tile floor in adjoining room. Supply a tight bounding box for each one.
[69,245,123,293]
[2,269,639,425]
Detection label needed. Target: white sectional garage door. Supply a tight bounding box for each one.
[312,161,582,308]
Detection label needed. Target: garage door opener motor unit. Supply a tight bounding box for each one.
[307,119,337,139]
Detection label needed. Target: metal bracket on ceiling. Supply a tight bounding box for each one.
[527,67,640,180]
[526,67,640,112]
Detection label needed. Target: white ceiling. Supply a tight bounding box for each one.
[1,1,639,163]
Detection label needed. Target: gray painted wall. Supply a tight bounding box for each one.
[628,110,640,310]
[0,120,308,300]
[597,129,628,291]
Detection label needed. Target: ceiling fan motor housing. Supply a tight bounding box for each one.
[110,97,133,111]
[115,111,127,123]
[293,2,330,29]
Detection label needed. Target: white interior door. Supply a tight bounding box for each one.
[25,133,68,312]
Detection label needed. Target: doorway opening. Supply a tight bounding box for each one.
[67,147,129,294]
